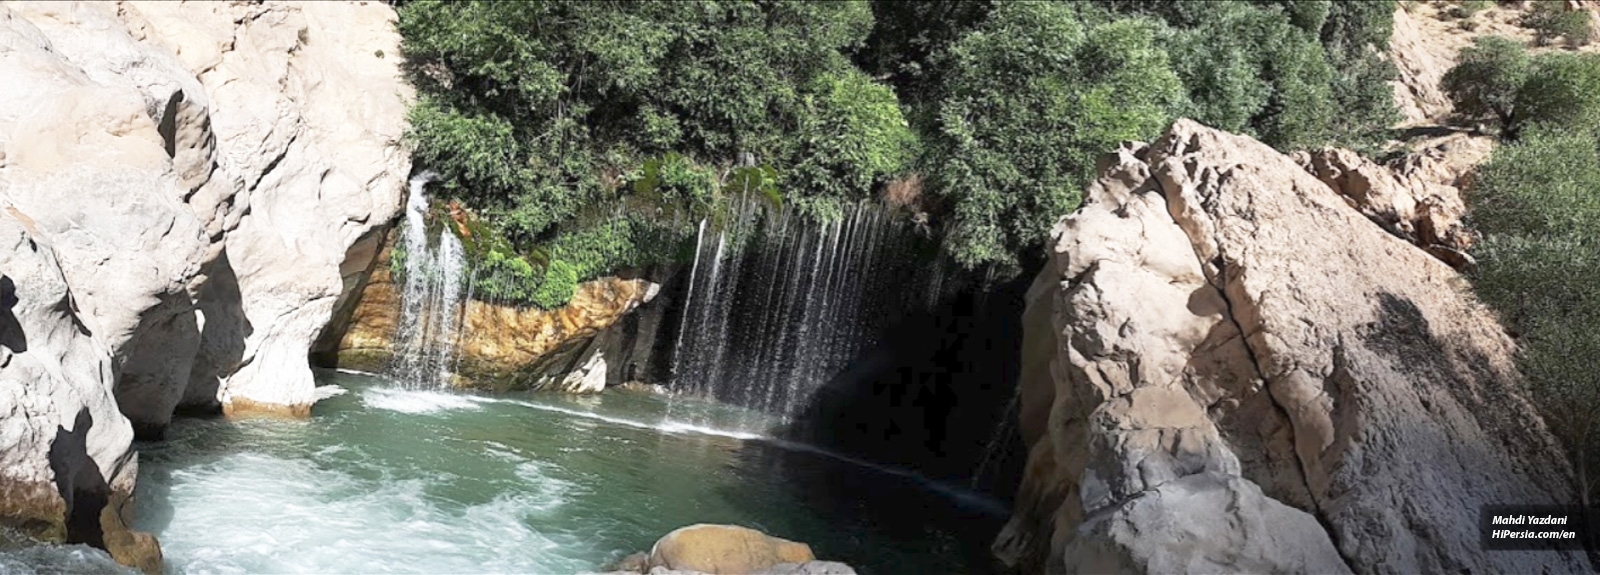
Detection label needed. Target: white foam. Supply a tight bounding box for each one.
[362,387,483,414]
[0,540,134,575]
[143,452,581,574]
[312,384,348,402]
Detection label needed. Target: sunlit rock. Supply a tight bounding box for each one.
[1000,120,1585,574]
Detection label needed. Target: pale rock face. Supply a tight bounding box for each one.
[552,345,609,394]
[1295,135,1492,269]
[0,1,408,569]
[115,0,411,413]
[999,121,1586,574]
[1,1,214,437]
[1390,6,1458,125]
[0,0,409,422]
[0,212,159,571]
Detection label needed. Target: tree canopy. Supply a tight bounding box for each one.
[398,0,1399,304]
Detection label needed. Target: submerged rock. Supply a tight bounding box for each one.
[614,381,672,396]
[998,120,1586,574]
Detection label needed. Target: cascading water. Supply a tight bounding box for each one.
[668,196,947,424]
[391,173,469,389]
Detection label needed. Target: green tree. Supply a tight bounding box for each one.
[1515,51,1600,137]
[1522,0,1594,47]
[1163,1,1339,148]
[1101,0,1396,151]
[1442,40,1600,139]
[1441,36,1531,131]
[926,2,1183,272]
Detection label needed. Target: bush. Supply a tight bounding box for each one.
[472,248,542,305]
[1513,51,1600,137]
[531,260,580,310]
[1469,125,1600,504]
[1450,0,1495,19]
[1522,0,1593,47]
[1441,36,1531,130]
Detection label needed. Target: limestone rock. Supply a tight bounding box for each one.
[0,1,215,438]
[1296,135,1492,268]
[647,524,816,575]
[0,212,160,572]
[0,1,408,568]
[0,0,409,421]
[1391,6,1459,125]
[550,343,608,394]
[604,551,651,573]
[755,561,858,575]
[999,121,1586,574]
[114,0,411,415]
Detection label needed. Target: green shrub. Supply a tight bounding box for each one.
[1442,36,1531,130]
[472,248,542,304]
[787,69,919,218]
[531,260,580,310]
[399,0,904,306]
[1101,0,1397,151]
[1164,2,1340,149]
[1513,51,1600,136]
[1450,0,1494,19]
[1522,0,1593,47]
[1469,125,1600,504]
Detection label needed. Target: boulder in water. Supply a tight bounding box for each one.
[590,524,855,575]
[647,524,815,574]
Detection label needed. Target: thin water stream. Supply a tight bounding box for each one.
[98,371,1004,574]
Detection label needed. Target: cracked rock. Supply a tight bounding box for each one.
[997,120,1585,574]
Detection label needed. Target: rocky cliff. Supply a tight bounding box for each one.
[0,1,408,569]
[996,121,1586,574]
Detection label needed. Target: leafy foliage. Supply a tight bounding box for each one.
[400,0,1401,295]
[1441,36,1531,130]
[400,0,912,307]
[1522,0,1594,48]
[1469,126,1600,503]
[1443,39,1600,139]
[923,2,1183,273]
[1514,51,1600,137]
[1113,0,1396,150]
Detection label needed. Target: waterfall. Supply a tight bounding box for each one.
[391,173,468,390]
[668,197,940,424]
[970,385,1021,489]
